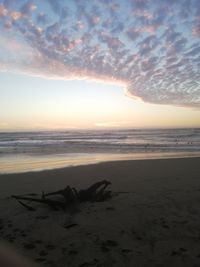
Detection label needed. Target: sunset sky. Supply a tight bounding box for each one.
[0,0,200,130]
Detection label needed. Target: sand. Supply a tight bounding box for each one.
[0,157,200,267]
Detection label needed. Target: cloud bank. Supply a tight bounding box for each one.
[0,0,200,107]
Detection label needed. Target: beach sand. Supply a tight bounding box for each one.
[0,157,200,267]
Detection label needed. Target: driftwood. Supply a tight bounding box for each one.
[17,200,36,211]
[12,195,65,210]
[12,180,112,213]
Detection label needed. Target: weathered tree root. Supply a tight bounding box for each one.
[17,200,36,211]
[12,180,112,213]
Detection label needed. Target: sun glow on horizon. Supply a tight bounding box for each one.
[0,72,200,132]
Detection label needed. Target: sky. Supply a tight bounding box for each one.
[0,0,200,130]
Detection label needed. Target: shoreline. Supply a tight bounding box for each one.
[1,152,200,175]
[0,156,199,197]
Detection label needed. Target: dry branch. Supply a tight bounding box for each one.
[12,180,112,213]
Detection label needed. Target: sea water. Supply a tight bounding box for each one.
[0,128,200,173]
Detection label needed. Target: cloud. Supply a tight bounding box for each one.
[0,0,200,107]
[126,27,140,40]
[10,11,22,20]
[192,17,200,37]
[134,9,153,20]
[20,1,37,15]
[131,0,149,10]
[0,4,8,16]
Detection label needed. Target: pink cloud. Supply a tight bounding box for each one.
[139,25,157,33]
[192,17,200,37]
[0,4,7,17]
[134,9,153,19]
[110,3,120,12]
[91,15,100,24]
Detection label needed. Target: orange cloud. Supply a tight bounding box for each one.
[10,11,23,21]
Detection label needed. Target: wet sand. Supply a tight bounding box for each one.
[0,157,200,266]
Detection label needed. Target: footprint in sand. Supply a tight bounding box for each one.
[106,206,115,211]
[78,259,98,267]
[23,243,36,250]
[7,223,13,228]
[101,239,118,252]
[13,228,20,233]
[34,258,46,263]
[35,239,43,244]
[39,250,48,256]
[0,219,4,231]
[121,248,132,253]
[68,250,78,255]
[171,247,187,256]
[45,244,55,250]
[36,215,49,220]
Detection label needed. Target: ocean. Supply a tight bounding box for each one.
[0,128,200,173]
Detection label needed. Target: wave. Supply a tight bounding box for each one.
[0,128,199,156]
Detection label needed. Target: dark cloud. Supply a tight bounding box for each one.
[126,27,140,40]
[111,21,124,34]
[0,0,200,107]
[37,13,47,24]
[20,1,36,15]
[131,0,149,10]
[138,35,158,54]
